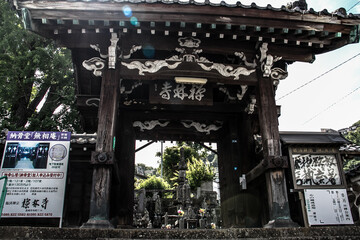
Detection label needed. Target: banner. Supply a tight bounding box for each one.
[0,131,70,219]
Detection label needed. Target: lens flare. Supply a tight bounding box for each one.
[130,16,139,26]
[122,5,132,17]
[142,44,155,59]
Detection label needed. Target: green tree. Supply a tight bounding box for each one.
[186,158,215,189]
[176,141,209,158]
[343,120,360,170]
[344,120,360,146]
[156,142,216,187]
[343,157,360,171]
[0,1,82,132]
[156,144,200,186]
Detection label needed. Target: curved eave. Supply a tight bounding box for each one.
[14,1,360,62]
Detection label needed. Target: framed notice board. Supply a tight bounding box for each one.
[288,147,346,189]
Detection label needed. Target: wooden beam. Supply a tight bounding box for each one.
[195,142,218,155]
[25,7,358,35]
[119,60,258,85]
[135,141,155,153]
[44,30,317,62]
[245,159,267,184]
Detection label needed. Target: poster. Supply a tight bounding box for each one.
[0,131,70,218]
[304,189,353,226]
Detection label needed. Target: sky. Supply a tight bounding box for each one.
[136,0,360,168]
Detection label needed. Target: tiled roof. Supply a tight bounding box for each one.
[29,0,359,19]
[340,144,360,153]
[279,131,350,145]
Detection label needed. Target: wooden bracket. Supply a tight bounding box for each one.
[267,156,288,169]
[245,156,288,184]
[91,151,115,165]
[246,159,268,184]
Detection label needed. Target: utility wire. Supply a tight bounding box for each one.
[302,85,360,125]
[348,1,360,12]
[276,52,360,101]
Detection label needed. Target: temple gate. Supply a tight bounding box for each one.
[12,0,360,228]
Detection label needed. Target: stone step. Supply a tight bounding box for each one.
[1,226,360,239]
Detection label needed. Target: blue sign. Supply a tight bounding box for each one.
[6,131,70,141]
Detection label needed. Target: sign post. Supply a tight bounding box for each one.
[0,176,7,218]
[0,131,71,227]
[288,147,354,226]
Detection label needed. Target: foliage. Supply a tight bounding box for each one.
[0,1,82,132]
[156,142,217,188]
[186,158,215,189]
[156,144,201,186]
[135,175,170,190]
[344,120,360,146]
[343,120,360,170]
[176,142,209,159]
[343,157,360,172]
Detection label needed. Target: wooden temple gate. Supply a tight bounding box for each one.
[13,0,360,228]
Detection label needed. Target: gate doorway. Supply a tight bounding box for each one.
[134,140,219,229]
[114,107,263,228]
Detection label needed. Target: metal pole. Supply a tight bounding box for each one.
[0,176,8,219]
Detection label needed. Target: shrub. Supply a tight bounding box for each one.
[136,175,170,190]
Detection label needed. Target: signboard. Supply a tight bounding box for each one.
[0,131,70,221]
[292,153,341,187]
[149,81,213,106]
[304,189,353,226]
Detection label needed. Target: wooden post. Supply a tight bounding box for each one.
[218,117,247,227]
[82,68,119,228]
[116,113,135,227]
[257,70,297,228]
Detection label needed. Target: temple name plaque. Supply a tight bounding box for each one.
[149,81,213,106]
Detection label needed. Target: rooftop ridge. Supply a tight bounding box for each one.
[15,0,360,19]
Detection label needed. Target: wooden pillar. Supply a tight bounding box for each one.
[82,68,119,228]
[257,70,297,228]
[116,113,135,227]
[218,117,245,227]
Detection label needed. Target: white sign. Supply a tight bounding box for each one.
[0,131,70,219]
[304,189,353,226]
[293,154,341,187]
